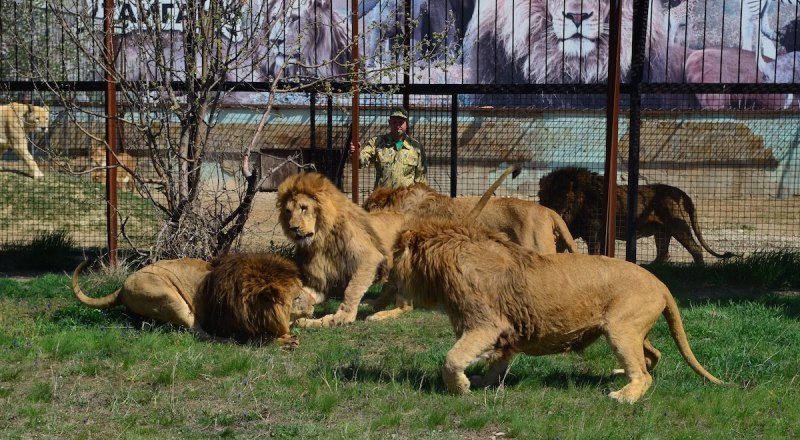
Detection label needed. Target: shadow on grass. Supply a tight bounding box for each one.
[643,251,800,319]
[320,360,616,395]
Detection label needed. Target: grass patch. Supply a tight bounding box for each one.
[0,261,798,438]
[646,250,800,290]
[0,230,75,271]
[0,171,161,252]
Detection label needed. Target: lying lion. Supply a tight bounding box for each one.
[72,255,315,347]
[72,258,211,333]
[364,183,579,255]
[386,219,723,403]
[200,253,316,347]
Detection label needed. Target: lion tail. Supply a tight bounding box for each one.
[71,260,123,309]
[465,164,522,221]
[662,292,722,385]
[684,196,736,260]
[550,211,580,253]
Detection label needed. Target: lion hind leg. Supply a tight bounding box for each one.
[443,328,504,394]
[606,329,654,404]
[653,230,672,263]
[610,338,661,376]
[644,338,662,371]
[470,355,512,390]
[669,221,705,264]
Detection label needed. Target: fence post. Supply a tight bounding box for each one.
[626,0,650,262]
[603,0,623,258]
[450,94,458,197]
[103,0,119,266]
[350,0,360,203]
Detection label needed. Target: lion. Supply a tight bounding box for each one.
[200,253,316,347]
[72,258,212,334]
[90,143,138,192]
[363,182,579,255]
[276,171,409,327]
[0,102,49,178]
[537,167,735,264]
[385,218,722,403]
[277,165,521,327]
[72,255,316,347]
[462,0,669,84]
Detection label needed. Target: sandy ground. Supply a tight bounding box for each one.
[237,192,800,263]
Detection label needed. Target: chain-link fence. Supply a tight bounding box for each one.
[1,0,799,267]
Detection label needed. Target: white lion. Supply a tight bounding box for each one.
[0,102,50,178]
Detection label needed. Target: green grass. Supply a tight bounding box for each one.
[0,254,798,439]
[0,171,161,249]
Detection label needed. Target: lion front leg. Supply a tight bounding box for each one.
[366,286,413,321]
[14,138,44,178]
[297,255,383,328]
[443,328,504,394]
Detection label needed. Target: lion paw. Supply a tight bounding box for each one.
[277,334,300,350]
[296,313,354,328]
[443,371,471,394]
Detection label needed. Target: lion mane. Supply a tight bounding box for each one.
[276,171,409,327]
[537,167,735,263]
[0,102,49,178]
[200,253,315,347]
[363,182,579,255]
[463,0,669,84]
[386,218,722,402]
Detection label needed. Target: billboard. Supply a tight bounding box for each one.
[91,0,800,107]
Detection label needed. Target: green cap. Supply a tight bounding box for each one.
[389,107,408,119]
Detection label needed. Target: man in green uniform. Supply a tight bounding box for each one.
[350,107,428,189]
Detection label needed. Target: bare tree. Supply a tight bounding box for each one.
[5,0,453,263]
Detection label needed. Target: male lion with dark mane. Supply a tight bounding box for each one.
[277,166,521,327]
[386,218,722,403]
[537,167,735,264]
[72,255,316,347]
[200,253,316,347]
[0,102,49,178]
[364,182,579,255]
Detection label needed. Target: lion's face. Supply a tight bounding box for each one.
[548,0,609,58]
[280,193,320,247]
[21,104,50,133]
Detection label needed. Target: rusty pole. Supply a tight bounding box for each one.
[350,0,361,203]
[602,0,623,258]
[104,0,119,266]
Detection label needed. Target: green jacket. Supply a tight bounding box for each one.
[358,133,428,189]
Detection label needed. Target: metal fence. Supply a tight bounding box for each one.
[1,0,799,266]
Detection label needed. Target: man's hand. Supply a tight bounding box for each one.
[349,142,357,155]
